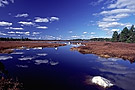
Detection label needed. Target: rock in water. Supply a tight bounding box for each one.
[55,47,58,50]
[92,76,113,88]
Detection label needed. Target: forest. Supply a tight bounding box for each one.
[0,37,31,41]
[112,25,135,43]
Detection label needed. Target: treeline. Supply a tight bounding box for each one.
[0,37,32,41]
[72,38,111,41]
[90,38,111,41]
[112,25,135,43]
[72,39,90,41]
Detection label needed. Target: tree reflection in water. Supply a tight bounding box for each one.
[0,61,23,90]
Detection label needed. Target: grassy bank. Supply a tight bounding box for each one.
[71,41,135,63]
[0,41,66,53]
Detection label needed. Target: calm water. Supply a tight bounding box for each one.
[0,44,135,90]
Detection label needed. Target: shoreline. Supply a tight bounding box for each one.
[71,41,135,63]
[1,41,135,63]
[0,41,66,54]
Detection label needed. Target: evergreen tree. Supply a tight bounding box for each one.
[127,25,135,43]
[119,27,129,42]
[112,31,119,42]
[129,25,134,33]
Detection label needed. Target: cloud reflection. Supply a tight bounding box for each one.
[95,57,135,90]
[18,56,35,61]
[35,59,49,65]
[0,56,13,60]
[16,65,28,68]
[37,53,47,56]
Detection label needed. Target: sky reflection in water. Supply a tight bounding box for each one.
[0,44,135,90]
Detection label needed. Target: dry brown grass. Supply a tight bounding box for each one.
[0,41,66,53]
[71,41,135,62]
[0,79,23,90]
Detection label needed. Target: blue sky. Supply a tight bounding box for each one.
[0,0,135,40]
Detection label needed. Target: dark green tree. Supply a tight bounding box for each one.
[129,25,134,32]
[127,25,135,43]
[119,27,129,42]
[112,31,119,42]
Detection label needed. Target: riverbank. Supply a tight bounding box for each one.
[71,41,135,63]
[0,41,66,54]
[0,61,23,90]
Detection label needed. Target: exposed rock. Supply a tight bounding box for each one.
[92,76,113,88]
[33,47,43,50]
[55,47,58,50]
[100,54,110,58]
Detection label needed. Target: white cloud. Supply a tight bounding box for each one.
[15,31,30,35]
[5,27,24,30]
[33,32,40,35]
[0,32,6,35]
[83,32,88,34]
[0,21,12,26]
[8,34,17,37]
[35,17,49,23]
[99,0,135,23]
[15,31,23,34]
[15,13,29,18]
[43,35,56,40]
[103,18,118,22]
[111,29,120,32]
[69,31,73,33]
[0,0,14,7]
[25,32,30,35]
[96,0,135,33]
[71,35,80,38]
[90,0,104,6]
[18,21,35,26]
[50,17,59,22]
[108,0,135,9]
[112,13,129,19]
[100,9,135,15]
[56,37,61,40]
[103,13,129,22]
[90,32,96,35]
[8,31,15,34]
[98,21,130,29]
[100,0,135,16]
[36,26,48,29]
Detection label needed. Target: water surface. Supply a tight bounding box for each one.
[0,44,135,90]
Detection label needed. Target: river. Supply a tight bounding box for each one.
[0,44,135,90]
